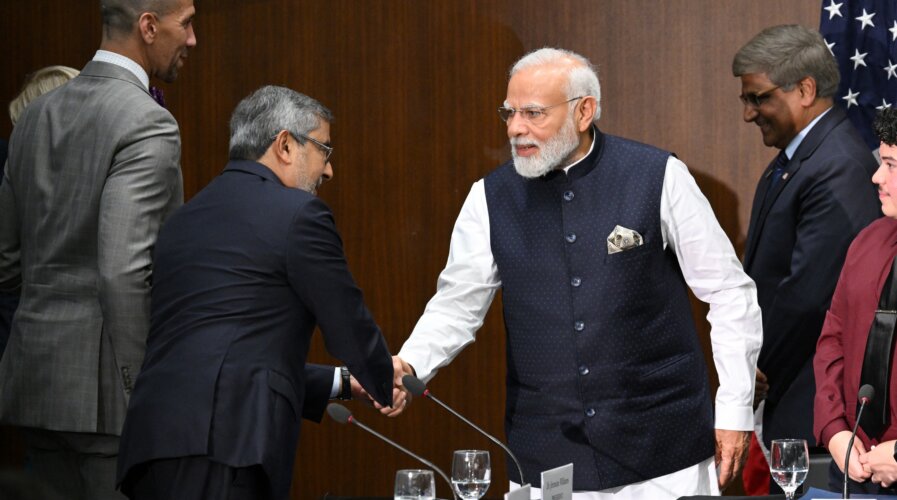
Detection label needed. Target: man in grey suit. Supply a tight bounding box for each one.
[0,0,196,498]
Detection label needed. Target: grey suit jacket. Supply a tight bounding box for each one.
[0,60,183,435]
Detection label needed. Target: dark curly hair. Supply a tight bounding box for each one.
[875,107,897,146]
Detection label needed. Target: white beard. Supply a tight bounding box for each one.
[510,117,579,178]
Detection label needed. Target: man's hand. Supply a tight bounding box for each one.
[392,355,415,388]
[754,368,769,410]
[715,429,750,491]
[859,440,897,487]
[349,375,409,417]
[828,430,871,482]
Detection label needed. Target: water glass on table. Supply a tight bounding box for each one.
[769,438,809,500]
[394,469,436,500]
[452,450,491,500]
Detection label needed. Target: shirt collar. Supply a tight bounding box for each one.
[784,106,831,160]
[563,126,597,173]
[92,50,150,91]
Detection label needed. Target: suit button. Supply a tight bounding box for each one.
[565,233,577,243]
[571,277,581,287]
[563,190,575,201]
[585,408,596,418]
[574,321,585,332]
[579,365,590,375]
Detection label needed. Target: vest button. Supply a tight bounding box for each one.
[585,408,596,418]
[563,190,575,201]
[574,321,585,331]
[571,277,581,287]
[566,233,577,243]
[579,365,590,375]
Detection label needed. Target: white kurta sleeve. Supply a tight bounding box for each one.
[660,156,763,431]
[398,180,501,381]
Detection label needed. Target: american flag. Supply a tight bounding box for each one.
[820,0,897,149]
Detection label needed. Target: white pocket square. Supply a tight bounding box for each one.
[607,225,643,254]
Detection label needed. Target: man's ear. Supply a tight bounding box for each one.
[577,96,597,132]
[138,12,158,44]
[797,76,818,107]
[272,131,293,163]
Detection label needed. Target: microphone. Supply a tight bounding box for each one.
[326,404,457,499]
[402,374,527,486]
[843,384,875,499]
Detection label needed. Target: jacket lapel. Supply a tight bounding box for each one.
[743,106,848,270]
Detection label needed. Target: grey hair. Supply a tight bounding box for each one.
[510,47,602,122]
[228,85,334,161]
[100,0,179,36]
[732,24,839,98]
[9,65,80,125]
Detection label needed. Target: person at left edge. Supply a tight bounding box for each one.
[0,1,195,498]
[116,86,395,500]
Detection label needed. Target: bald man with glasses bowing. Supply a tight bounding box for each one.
[393,47,762,499]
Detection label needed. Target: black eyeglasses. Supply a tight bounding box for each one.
[295,132,333,162]
[739,85,780,108]
[274,131,333,162]
[498,96,584,124]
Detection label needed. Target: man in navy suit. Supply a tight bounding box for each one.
[732,24,880,491]
[116,86,396,500]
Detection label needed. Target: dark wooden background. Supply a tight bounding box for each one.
[0,1,822,497]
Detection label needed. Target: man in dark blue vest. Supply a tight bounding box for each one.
[396,48,763,498]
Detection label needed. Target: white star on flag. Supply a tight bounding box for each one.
[851,49,869,69]
[886,60,897,79]
[825,0,844,19]
[826,39,836,56]
[856,8,876,30]
[821,0,897,149]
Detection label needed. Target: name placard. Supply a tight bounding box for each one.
[504,484,531,500]
[540,463,573,500]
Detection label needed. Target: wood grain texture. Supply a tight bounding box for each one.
[0,1,821,497]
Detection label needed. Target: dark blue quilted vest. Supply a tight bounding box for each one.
[484,129,715,490]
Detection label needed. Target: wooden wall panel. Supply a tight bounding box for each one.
[0,1,822,497]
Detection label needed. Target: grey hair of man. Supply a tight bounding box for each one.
[228,85,334,161]
[509,47,602,122]
[100,0,180,37]
[732,24,839,98]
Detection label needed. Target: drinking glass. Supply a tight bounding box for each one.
[769,439,809,500]
[394,469,435,500]
[451,450,491,500]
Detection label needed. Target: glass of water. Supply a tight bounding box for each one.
[451,450,491,500]
[394,469,435,500]
[770,439,809,500]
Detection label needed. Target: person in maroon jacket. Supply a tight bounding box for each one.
[814,107,897,494]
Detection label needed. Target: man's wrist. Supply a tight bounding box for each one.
[338,366,352,400]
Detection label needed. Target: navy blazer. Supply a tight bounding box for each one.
[743,105,880,446]
[117,160,394,499]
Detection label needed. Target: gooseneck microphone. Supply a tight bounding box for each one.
[843,384,875,499]
[326,404,457,499]
[402,374,527,486]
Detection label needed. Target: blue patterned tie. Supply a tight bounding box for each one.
[767,150,788,193]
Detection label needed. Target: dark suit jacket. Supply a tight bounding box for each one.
[117,160,394,499]
[743,105,880,446]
